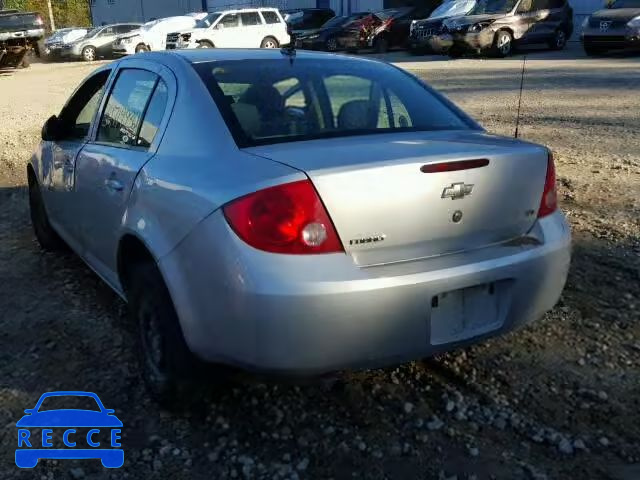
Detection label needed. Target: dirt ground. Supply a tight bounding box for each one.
[0,45,638,480]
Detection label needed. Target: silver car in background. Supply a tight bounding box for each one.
[27,49,570,406]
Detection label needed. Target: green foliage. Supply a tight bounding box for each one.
[5,0,92,31]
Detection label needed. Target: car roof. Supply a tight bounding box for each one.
[212,7,279,13]
[163,48,375,65]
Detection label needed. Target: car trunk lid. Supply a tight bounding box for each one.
[246,131,549,266]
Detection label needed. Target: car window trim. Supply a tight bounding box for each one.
[57,68,114,143]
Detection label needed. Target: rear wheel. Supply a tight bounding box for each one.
[135,43,149,53]
[374,36,389,53]
[197,40,214,49]
[492,30,513,57]
[548,29,567,50]
[82,45,96,62]
[28,173,66,252]
[260,36,279,48]
[129,263,222,409]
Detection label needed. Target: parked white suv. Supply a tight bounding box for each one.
[113,15,199,55]
[168,8,289,50]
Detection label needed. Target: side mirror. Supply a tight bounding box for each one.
[41,115,60,141]
[24,409,35,414]
[105,409,115,414]
[215,23,224,30]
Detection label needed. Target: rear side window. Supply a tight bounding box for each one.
[97,69,158,147]
[241,12,262,26]
[138,80,169,148]
[261,11,281,24]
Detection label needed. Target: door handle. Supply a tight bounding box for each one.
[105,178,124,192]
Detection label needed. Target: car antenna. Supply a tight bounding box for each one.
[514,55,527,139]
[281,24,296,64]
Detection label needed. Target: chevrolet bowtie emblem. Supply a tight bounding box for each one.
[442,182,474,200]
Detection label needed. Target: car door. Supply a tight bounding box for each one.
[239,11,264,47]
[95,26,116,55]
[529,0,554,39]
[211,13,241,47]
[73,61,175,287]
[513,0,540,43]
[44,68,113,249]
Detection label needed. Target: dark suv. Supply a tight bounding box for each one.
[435,0,573,57]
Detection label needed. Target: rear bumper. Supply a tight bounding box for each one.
[160,210,571,374]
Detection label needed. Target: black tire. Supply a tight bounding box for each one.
[81,45,96,62]
[28,173,66,251]
[448,45,465,59]
[129,263,212,410]
[260,36,279,48]
[135,43,149,53]
[491,29,513,57]
[325,37,338,52]
[374,36,389,54]
[548,29,568,51]
[197,40,214,49]
[36,39,46,58]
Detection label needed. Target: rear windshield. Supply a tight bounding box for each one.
[194,58,474,148]
[0,13,39,28]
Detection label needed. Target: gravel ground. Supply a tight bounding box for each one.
[0,45,638,480]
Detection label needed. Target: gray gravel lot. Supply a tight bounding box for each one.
[0,45,639,479]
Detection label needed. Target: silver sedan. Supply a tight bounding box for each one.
[27,49,571,406]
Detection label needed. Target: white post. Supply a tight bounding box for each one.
[47,0,56,31]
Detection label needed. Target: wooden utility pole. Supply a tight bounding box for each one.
[46,0,56,31]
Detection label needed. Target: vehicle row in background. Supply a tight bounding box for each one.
[32,0,640,64]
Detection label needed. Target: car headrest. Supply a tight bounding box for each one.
[337,99,377,130]
[239,84,284,118]
[231,102,261,138]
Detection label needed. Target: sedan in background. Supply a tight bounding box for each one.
[42,27,88,58]
[581,0,640,55]
[113,16,198,55]
[295,12,370,51]
[28,49,570,407]
[61,23,140,61]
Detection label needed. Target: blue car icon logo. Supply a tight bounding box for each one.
[16,391,123,468]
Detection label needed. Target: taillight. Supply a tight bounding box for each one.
[537,152,557,218]
[223,180,343,254]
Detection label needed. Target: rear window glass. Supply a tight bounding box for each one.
[261,11,281,24]
[241,12,261,26]
[0,13,39,28]
[194,59,473,148]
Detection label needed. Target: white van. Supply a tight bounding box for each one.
[113,15,199,55]
[168,8,290,50]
